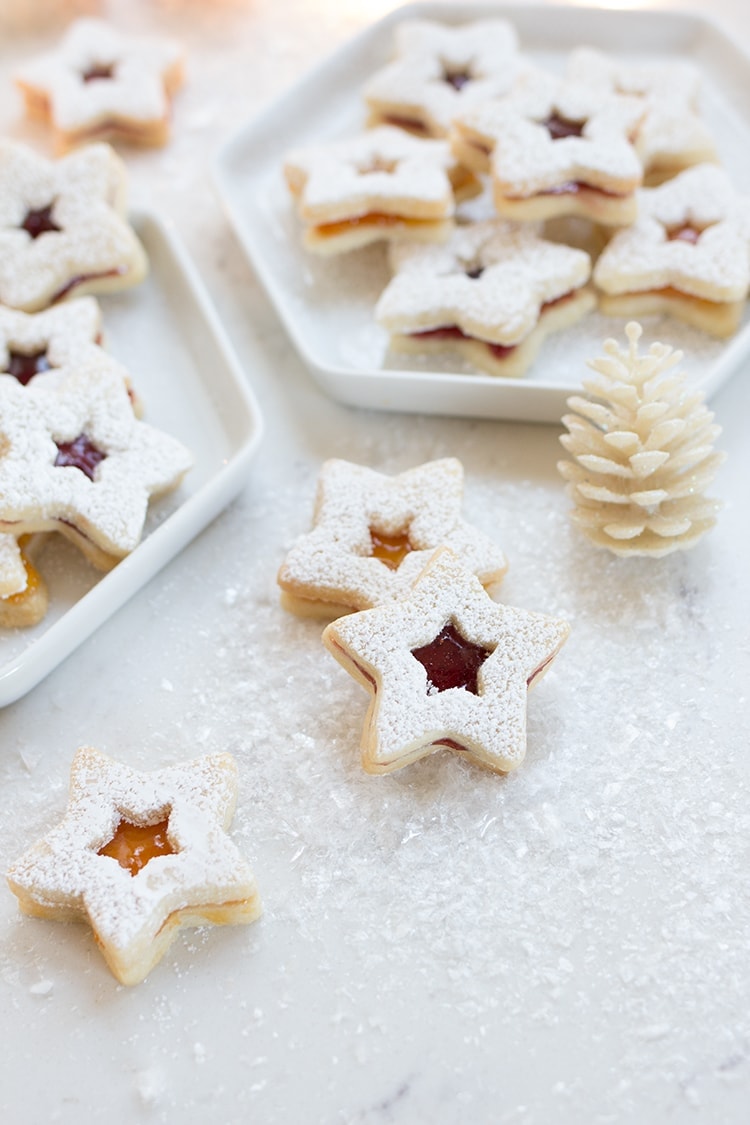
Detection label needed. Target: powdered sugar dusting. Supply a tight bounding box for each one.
[0,532,27,597]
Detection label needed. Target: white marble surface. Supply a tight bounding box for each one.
[1,1,750,1122]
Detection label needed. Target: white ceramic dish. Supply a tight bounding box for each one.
[0,210,263,707]
[213,1,750,423]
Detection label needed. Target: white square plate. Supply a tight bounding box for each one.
[0,210,263,707]
[213,1,750,423]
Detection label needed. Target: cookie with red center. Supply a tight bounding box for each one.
[376,219,595,378]
[278,457,508,618]
[451,73,644,225]
[15,18,185,154]
[0,140,147,313]
[364,18,523,139]
[284,125,479,255]
[593,164,750,337]
[566,47,717,183]
[7,747,261,986]
[322,548,570,775]
[0,361,192,569]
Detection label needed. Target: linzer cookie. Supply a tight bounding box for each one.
[376,220,595,378]
[15,18,185,154]
[0,361,192,570]
[451,73,644,225]
[0,534,48,629]
[278,457,508,618]
[593,164,750,337]
[0,140,147,312]
[7,747,261,986]
[364,18,523,139]
[566,47,717,183]
[284,125,479,255]
[322,548,570,775]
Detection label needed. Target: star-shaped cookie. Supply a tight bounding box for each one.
[7,747,261,986]
[322,548,570,775]
[593,164,750,337]
[364,18,523,138]
[451,73,644,224]
[566,47,717,182]
[278,458,508,617]
[284,126,478,255]
[376,219,595,378]
[0,362,192,569]
[0,140,147,312]
[15,18,185,154]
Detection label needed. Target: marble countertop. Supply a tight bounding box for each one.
[1,1,750,1122]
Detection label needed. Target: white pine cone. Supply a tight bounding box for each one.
[558,321,726,557]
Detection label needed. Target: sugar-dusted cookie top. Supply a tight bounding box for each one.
[7,747,261,985]
[323,548,570,775]
[593,164,750,302]
[278,457,507,616]
[364,18,523,137]
[0,298,101,384]
[566,47,717,177]
[377,219,592,345]
[285,125,462,224]
[0,140,147,312]
[454,72,644,197]
[0,361,192,560]
[15,18,185,153]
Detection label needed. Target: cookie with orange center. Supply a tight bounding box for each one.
[278,457,507,618]
[322,548,570,775]
[7,747,261,986]
[376,219,595,378]
[451,73,644,225]
[15,18,185,154]
[0,361,192,570]
[593,164,750,338]
[363,18,524,139]
[0,140,147,313]
[284,125,480,255]
[566,47,717,184]
[0,533,48,629]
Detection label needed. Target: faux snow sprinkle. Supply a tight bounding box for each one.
[0,140,147,312]
[277,457,508,618]
[322,548,569,775]
[558,321,726,557]
[7,747,261,986]
[15,18,185,154]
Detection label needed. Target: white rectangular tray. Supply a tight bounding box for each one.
[0,210,263,707]
[213,2,750,423]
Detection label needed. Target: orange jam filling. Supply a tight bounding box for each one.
[3,540,42,605]
[665,224,704,244]
[369,528,413,569]
[98,818,175,876]
[316,213,438,238]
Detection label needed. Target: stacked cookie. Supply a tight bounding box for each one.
[284,17,750,377]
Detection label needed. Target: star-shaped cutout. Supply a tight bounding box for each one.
[322,548,570,775]
[278,458,508,617]
[284,126,472,254]
[452,73,644,224]
[7,747,261,986]
[364,17,523,138]
[593,164,750,336]
[377,219,592,345]
[0,362,192,568]
[0,140,148,312]
[15,18,185,154]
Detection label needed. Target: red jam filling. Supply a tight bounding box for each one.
[408,291,576,359]
[443,68,473,91]
[21,205,61,240]
[369,528,413,570]
[54,433,107,481]
[98,817,174,876]
[411,621,492,695]
[51,267,125,304]
[82,62,115,82]
[666,224,703,244]
[382,114,430,136]
[543,113,586,141]
[5,349,52,384]
[465,266,484,280]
